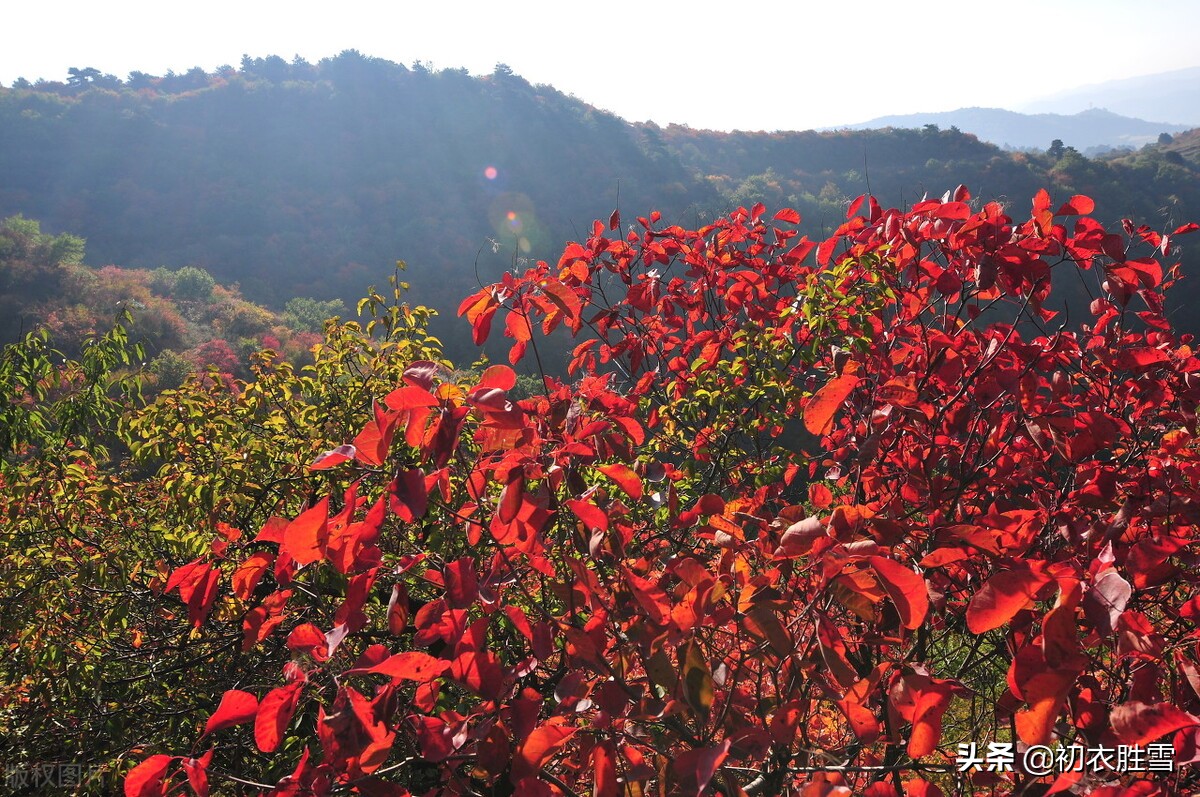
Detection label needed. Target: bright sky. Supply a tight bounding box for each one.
[3,0,1198,131]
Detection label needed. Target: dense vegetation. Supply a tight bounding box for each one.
[2,54,1199,356]
[0,214,349,389]
[4,187,1200,796]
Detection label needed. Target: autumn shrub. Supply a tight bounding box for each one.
[0,278,445,793]
[116,189,1200,797]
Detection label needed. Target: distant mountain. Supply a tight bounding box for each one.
[840,107,1189,152]
[1018,67,1200,125]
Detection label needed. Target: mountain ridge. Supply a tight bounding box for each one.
[840,106,1190,152]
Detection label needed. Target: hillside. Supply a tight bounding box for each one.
[2,53,1200,353]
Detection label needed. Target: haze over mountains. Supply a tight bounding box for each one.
[842,107,1190,153]
[1018,66,1200,123]
[842,68,1199,153]
[1,54,1198,355]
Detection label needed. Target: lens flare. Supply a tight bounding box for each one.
[484,166,498,180]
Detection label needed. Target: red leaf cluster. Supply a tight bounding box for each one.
[137,191,1200,796]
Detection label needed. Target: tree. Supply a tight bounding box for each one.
[121,190,1200,796]
[171,266,216,302]
[66,67,102,88]
[284,296,348,332]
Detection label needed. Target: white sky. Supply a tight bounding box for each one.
[3,0,1198,131]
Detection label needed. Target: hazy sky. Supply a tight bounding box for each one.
[4,0,1198,130]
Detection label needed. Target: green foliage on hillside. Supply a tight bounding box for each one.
[0,216,346,389]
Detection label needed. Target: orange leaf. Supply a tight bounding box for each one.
[512,719,577,781]
[804,362,861,436]
[598,462,643,500]
[966,567,1052,633]
[868,556,929,630]
[281,497,330,566]
[232,552,273,601]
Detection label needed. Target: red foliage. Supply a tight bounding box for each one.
[140,189,1200,795]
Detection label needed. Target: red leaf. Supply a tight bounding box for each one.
[512,719,577,781]
[609,208,621,231]
[254,516,290,544]
[598,462,643,500]
[458,291,499,345]
[181,753,210,797]
[1082,569,1131,636]
[672,738,732,794]
[1111,701,1200,746]
[389,468,428,522]
[773,208,801,224]
[1055,195,1095,216]
[204,690,259,735]
[593,741,618,797]
[784,238,816,265]
[281,497,330,567]
[232,552,273,601]
[383,385,439,412]
[352,410,393,467]
[255,681,303,753]
[565,498,609,532]
[803,362,861,436]
[1015,667,1078,745]
[868,556,929,630]
[904,779,945,797]
[287,623,329,661]
[847,195,866,219]
[966,567,1052,633]
[477,364,517,391]
[444,557,479,608]
[124,754,173,797]
[622,567,671,625]
[1113,346,1170,370]
[346,650,448,683]
[309,444,356,471]
[164,558,206,596]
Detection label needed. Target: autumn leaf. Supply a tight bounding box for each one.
[803,362,861,436]
[203,690,259,736]
[598,462,643,500]
[345,650,448,683]
[255,682,303,753]
[1111,701,1200,746]
[868,556,929,630]
[124,754,173,797]
[511,719,577,781]
[280,496,330,567]
[966,567,1052,633]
